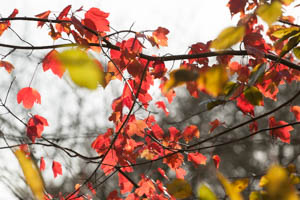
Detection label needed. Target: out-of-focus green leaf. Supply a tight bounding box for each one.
[197,184,217,200]
[244,86,263,106]
[166,179,192,199]
[257,2,282,26]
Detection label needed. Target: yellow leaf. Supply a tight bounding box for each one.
[293,46,300,59]
[232,178,249,192]
[257,2,282,26]
[197,184,217,200]
[14,149,44,200]
[217,172,243,200]
[249,191,266,200]
[58,48,104,90]
[166,179,192,199]
[210,26,245,50]
[280,0,295,6]
[244,86,263,106]
[271,27,300,39]
[163,69,199,93]
[197,65,228,97]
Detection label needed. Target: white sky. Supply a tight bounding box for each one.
[1,0,300,199]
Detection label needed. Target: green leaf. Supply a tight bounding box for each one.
[280,33,300,57]
[210,26,245,50]
[244,86,263,106]
[58,48,104,90]
[198,184,217,200]
[257,1,282,26]
[293,46,300,59]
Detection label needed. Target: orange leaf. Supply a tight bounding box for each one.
[175,167,186,179]
[52,161,62,178]
[40,157,45,171]
[135,175,156,197]
[188,152,207,166]
[35,11,51,28]
[0,60,14,73]
[291,106,300,121]
[212,155,221,169]
[119,171,133,194]
[269,116,294,143]
[152,27,169,47]
[42,50,65,78]
[157,168,169,180]
[182,125,200,143]
[0,9,18,36]
[155,101,169,116]
[17,87,41,109]
[84,7,110,32]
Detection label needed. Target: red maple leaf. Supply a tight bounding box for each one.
[118,171,133,194]
[0,60,14,73]
[291,106,300,121]
[84,7,110,33]
[227,0,247,16]
[188,42,210,66]
[182,125,200,143]
[17,87,41,109]
[155,101,169,116]
[151,61,167,79]
[151,124,164,140]
[35,10,51,28]
[269,116,294,143]
[52,160,62,178]
[169,127,181,142]
[212,155,221,169]
[175,167,186,179]
[26,115,49,143]
[157,168,169,180]
[236,94,254,116]
[40,157,45,171]
[188,152,207,166]
[87,182,96,195]
[0,9,18,36]
[209,119,223,133]
[57,5,71,20]
[135,175,156,197]
[42,49,65,78]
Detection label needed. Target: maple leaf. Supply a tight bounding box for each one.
[182,125,200,143]
[17,87,41,109]
[48,23,61,40]
[127,119,148,137]
[151,124,164,140]
[91,129,113,155]
[87,182,96,195]
[155,101,169,116]
[40,157,45,171]
[236,93,254,116]
[0,9,18,36]
[212,155,221,169]
[42,50,65,78]
[151,61,167,79]
[0,60,14,73]
[57,5,71,20]
[188,42,210,65]
[163,151,184,170]
[209,119,223,133]
[152,27,169,47]
[291,106,300,121]
[35,11,51,28]
[84,7,110,33]
[227,0,247,16]
[169,127,181,142]
[135,175,156,197]
[157,168,169,180]
[188,152,207,166]
[269,116,294,143]
[118,172,133,194]
[107,190,122,200]
[26,115,49,143]
[52,161,62,178]
[175,167,186,179]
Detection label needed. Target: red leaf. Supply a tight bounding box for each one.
[249,121,258,133]
[163,151,184,170]
[152,27,169,47]
[236,93,254,116]
[156,101,169,116]
[118,172,133,194]
[175,167,186,179]
[151,124,164,140]
[107,190,121,200]
[227,0,247,16]
[188,152,207,166]
[0,9,18,36]
[169,127,181,142]
[209,119,223,133]
[26,115,48,143]
[151,61,167,79]
[43,50,65,78]
[182,125,200,143]
[87,182,96,195]
[40,157,45,171]
[157,168,169,180]
[17,87,41,109]
[35,11,51,27]
[0,60,14,73]
[135,175,156,197]
[84,8,110,32]
[52,160,62,178]
[291,106,300,121]
[188,42,210,65]
[57,5,71,20]
[243,32,271,53]
[212,155,221,169]
[269,116,294,143]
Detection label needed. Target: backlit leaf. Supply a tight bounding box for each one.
[52,161,62,178]
[269,116,294,143]
[26,115,49,143]
[280,33,300,57]
[197,65,229,97]
[271,27,300,39]
[232,178,249,192]
[0,60,14,73]
[58,48,104,90]
[188,152,207,166]
[212,155,221,169]
[14,149,44,200]
[293,46,300,59]
[40,157,45,171]
[217,172,243,200]
[42,49,65,78]
[155,101,169,116]
[244,86,263,106]
[290,106,300,121]
[197,184,217,200]
[163,69,199,93]
[152,27,169,47]
[84,7,110,32]
[182,125,200,143]
[210,26,245,50]
[280,0,295,6]
[17,87,41,109]
[35,11,51,28]
[257,2,282,26]
[166,179,192,199]
[249,63,266,86]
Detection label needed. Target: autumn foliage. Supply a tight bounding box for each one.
[1,0,300,199]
